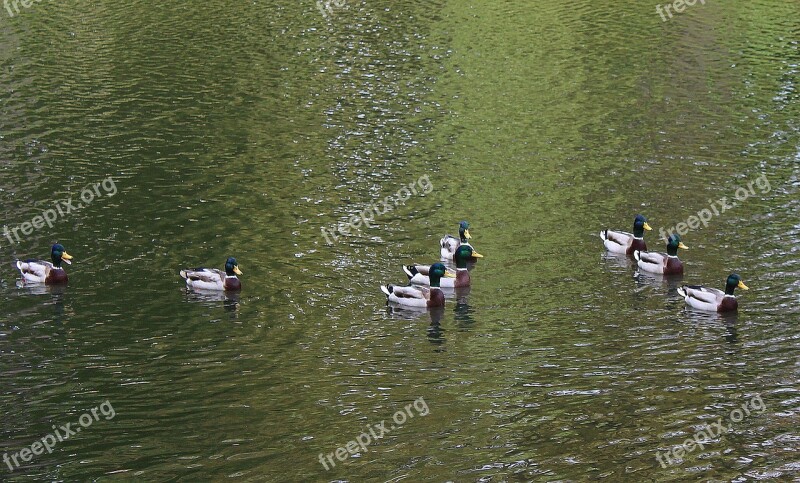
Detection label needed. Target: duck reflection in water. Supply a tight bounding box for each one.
[384,304,448,347]
[634,269,684,292]
[453,286,474,326]
[16,281,72,321]
[681,307,740,343]
[185,288,241,317]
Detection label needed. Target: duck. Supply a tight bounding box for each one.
[404,244,475,288]
[440,221,483,260]
[677,273,749,312]
[600,214,652,256]
[381,262,449,308]
[180,257,243,291]
[15,243,73,284]
[633,234,688,275]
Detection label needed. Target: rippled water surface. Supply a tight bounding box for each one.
[1,0,799,481]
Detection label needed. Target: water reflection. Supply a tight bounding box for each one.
[453,286,475,326]
[427,306,446,347]
[600,252,633,269]
[681,307,740,342]
[633,270,684,293]
[183,289,241,317]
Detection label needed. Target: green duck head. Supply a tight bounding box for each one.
[454,244,475,269]
[225,257,243,277]
[665,234,689,256]
[632,214,652,238]
[51,243,73,268]
[725,273,749,295]
[428,262,448,288]
[458,221,471,243]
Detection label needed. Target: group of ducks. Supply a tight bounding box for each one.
[13,216,749,313]
[380,221,483,308]
[601,215,749,312]
[14,244,244,292]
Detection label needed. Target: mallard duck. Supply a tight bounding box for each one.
[634,234,688,275]
[600,214,652,255]
[15,243,73,284]
[440,221,483,260]
[381,262,448,308]
[404,244,474,288]
[180,257,243,291]
[677,273,749,312]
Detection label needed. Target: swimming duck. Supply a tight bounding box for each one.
[677,273,749,312]
[600,214,652,256]
[15,243,73,284]
[381,262,449,308]
[180,257,243,291]
[634,234,688,275]
[440,221,483,260]
[404,244,475,288]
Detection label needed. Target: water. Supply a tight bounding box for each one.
[1,1,798,481]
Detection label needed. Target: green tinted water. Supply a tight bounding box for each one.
[1,1,798,481]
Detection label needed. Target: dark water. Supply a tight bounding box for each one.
[1,0,798,481]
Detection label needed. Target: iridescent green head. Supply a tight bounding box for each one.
[633,215,652,238]
[458,221,471,243]
[454,244,475,269]
[51,243,73,268]
[225,257,243,277]
[725,273,749,295]
[666,234,688,256]
[428,262,447,288]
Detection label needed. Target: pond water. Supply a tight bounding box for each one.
[1,0,798,481]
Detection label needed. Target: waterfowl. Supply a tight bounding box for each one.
[634,234,688,275]
[180,257,243,291]
[600,214,652,256]
[677,273,749,312]
[404,244,475,288]
[440,221,483,260]
[381,262,448,308]
[15,243,73,284]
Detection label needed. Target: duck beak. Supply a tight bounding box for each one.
[234,266,243,275]
[738,280,749,290]
[472,251,484,258]
[464,229,472,239]
[643,222,652,231]
[444,271,456,278]
[678,242,688,249]
[62,252,73,265]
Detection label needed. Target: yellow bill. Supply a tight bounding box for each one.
[678,242,688,249]
[643,222,652,231]
[234,266,243,275]
[464,229,472,239]
[738,280,749,290]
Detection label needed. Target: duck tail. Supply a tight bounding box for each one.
[380,285,393,297]
[599,229,608,241]
[402,265,417,278]
[633,250,641,261]
[677,286,687,298]
[179,270,188,279]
